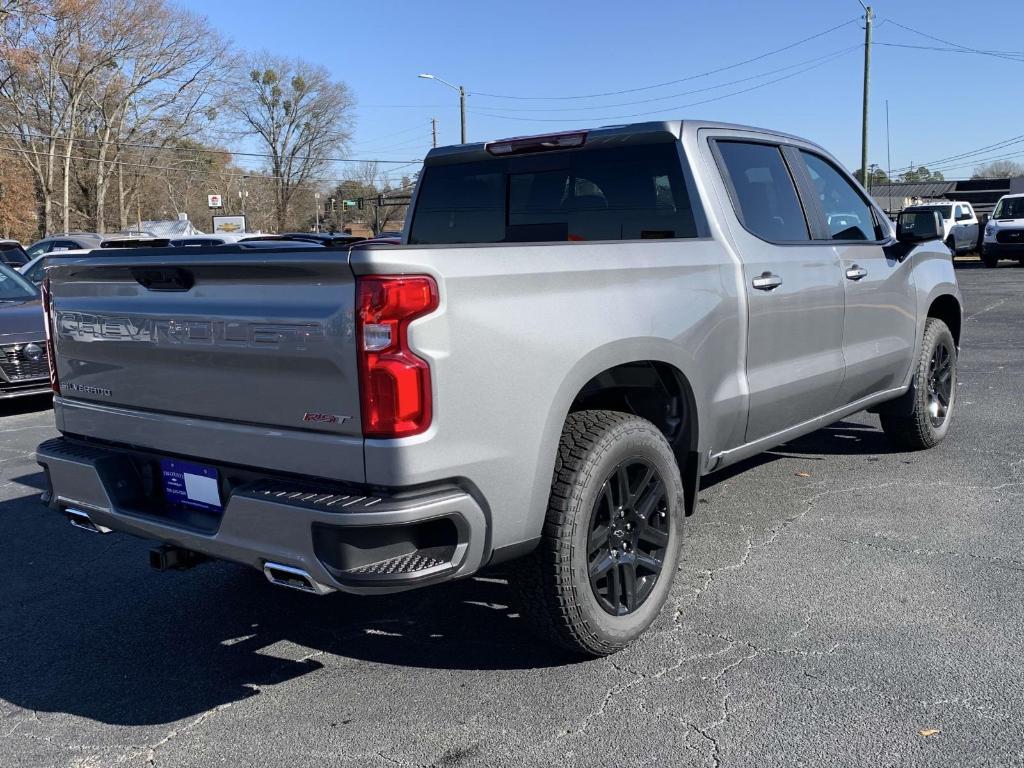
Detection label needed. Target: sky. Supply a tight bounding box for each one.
[179,0,1024,184]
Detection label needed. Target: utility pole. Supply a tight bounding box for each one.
[314,192,320,233]
[459,86,466,144]
[860,4,872,186]
[431,118,438,148]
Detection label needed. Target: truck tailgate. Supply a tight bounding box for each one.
[47,250,363,474]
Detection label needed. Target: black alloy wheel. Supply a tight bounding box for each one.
[588,459,669,616]
[926,339,954,428]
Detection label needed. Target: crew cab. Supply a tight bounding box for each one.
[981,193,1024,268]
[902,200,979,257]
[37,121,962,656]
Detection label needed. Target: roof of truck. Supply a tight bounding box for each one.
[423,120,829,166]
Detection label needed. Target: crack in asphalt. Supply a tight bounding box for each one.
[833,534,1024,574]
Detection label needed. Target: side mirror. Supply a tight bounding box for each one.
[897,210,943,243]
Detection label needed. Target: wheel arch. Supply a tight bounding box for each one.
[927,292,962,348]
[532,340,707,524]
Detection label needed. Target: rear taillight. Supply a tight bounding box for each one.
[356,275,439,438]
[40,277,59,395]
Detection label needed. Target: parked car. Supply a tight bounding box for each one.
[0,240,29,268]
[19,249,93,285]
[902,201,979,257]
[981,193,1024,268]
[0,262,50,399]
[25,233,104,260]
[37,120,962,656]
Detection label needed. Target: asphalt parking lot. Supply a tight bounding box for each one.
[1,262,1022,768]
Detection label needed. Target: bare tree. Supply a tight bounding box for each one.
[230,53,353,231]
[971,160,1024,179]
[0,0,117,235]
[80,0,224,232]
[332,161,410,235]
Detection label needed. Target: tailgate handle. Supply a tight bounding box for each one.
[131,267,194,292]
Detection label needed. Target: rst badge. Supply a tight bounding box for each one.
[303,412,352,425]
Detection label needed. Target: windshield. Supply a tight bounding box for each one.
[905,205,952,220]
[0,262,38,300]
[993,197,1024,220]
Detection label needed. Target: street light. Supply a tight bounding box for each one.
[418,73,466,144]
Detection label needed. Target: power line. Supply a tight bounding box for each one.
[442,46,861,114]
[469,18,860,100]
[882,18,1024,62]
[349,122,432,148]
[0,129,421,165]
[887,134,1024,176]
[876,41,1024,61]
[0,144,424,187]
[469,47,859,123]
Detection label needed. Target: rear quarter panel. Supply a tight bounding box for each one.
[353,238,744,552]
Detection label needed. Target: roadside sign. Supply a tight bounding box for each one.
[208,194,223,209]
[344,200,358,207]
[212,215,246,234]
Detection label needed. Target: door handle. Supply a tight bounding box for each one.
[752,272,783,291]
[845,265,868,281]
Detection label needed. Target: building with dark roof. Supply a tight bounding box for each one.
[870,177,1024,218]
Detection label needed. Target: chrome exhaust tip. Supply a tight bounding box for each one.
[65,507,112,534]
[263,562,334,595]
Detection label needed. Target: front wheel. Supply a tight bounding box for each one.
[510,410,683,656]
[880,318,957,450]
[945,236,957,258]
[982,250,999,268]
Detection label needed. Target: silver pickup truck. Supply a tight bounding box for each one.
[37,121,961,656]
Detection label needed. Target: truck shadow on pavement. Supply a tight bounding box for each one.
[0,417,898,727]
[0,482,571,727]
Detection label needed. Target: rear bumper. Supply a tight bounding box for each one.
[37,436,488,595]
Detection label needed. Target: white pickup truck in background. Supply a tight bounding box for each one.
[903,200,979,257]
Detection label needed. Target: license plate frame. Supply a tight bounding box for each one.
[160,459,223,513]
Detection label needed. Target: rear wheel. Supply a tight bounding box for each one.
[880,318,957,450]
[511,410,683,656]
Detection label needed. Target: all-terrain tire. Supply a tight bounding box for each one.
[880,318,957,450]
[982,250,999,268]
[510,410,684,657]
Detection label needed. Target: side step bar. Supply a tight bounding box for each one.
[65,508,112,534]
[263,562,335,595]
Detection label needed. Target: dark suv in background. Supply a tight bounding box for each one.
[0,261,49,399]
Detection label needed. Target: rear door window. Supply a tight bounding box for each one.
[409,143,698,244]
[715,141,809,242]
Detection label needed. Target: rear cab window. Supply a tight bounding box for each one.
[409,143,699,245]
